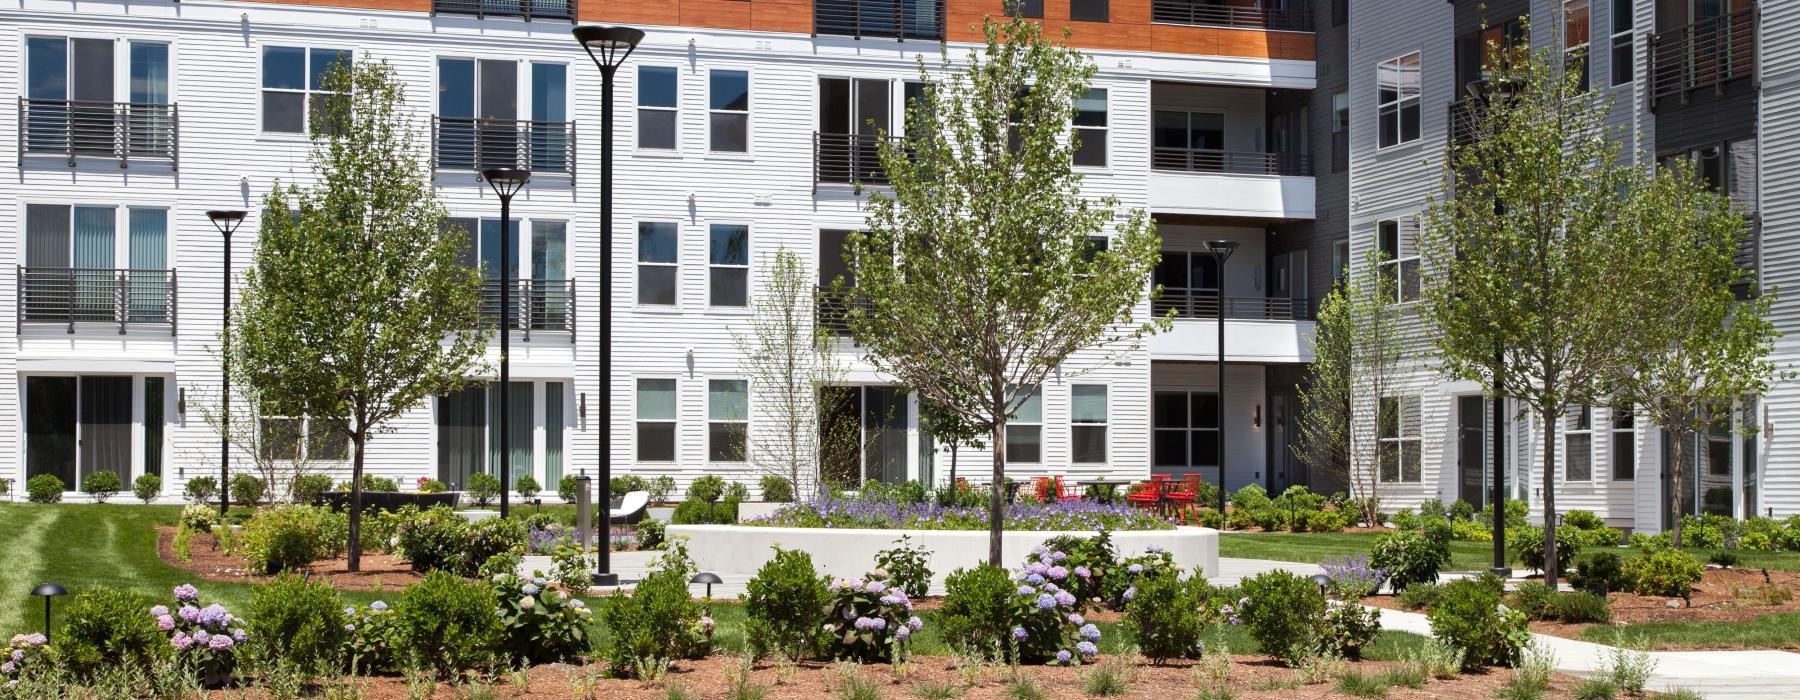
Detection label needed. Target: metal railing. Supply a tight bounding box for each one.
[1150,0,1313,32]
[19,98,178,168]
[18,267,177,335]
[1153,291,1313,321]
[815,287,870,336]
[1447,97,1482,146]
[815,132,896,186]
[1151,147,1310,176]
[480,278,576,342]
[814,0,945,40]
[1649,6,1757,109]
[433,116,575,179]
[432,0,575,20]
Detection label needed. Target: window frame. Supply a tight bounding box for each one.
[1378,395,1423,483]
[1069,0,1108,23]
[1072,88,1109,169]
[1070,384,1109,465]
[1565,0,1592,92]
[634,377,679,463]
[259,45,353,136]
[1609,0,1635,88]
[1152,390,1220,469]
[707,379,749,463]
[1376,52,1422,149]
[708,223,750,308]
[1331,91,1349,172]
[1611,405,1635,481]
[260,414,349,463]
[1375,218,1421,304]
[1565,404,1594,482]
[707,68,751,154]
[636,221,680,307]
[1005,384,1044,464]
[637,65,679,151]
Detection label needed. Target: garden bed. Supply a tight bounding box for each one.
[155,525,425,592]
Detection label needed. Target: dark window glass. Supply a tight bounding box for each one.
[1005,425,1042,463]
[710,70,749,111]
[637,423,676,462]
[639,66,678,108]
[26,37,69,100]
[1191,431,1219,467]
[709,224,749,307]
[1153,392,1189,428]
[638,222,678,305]
[1613,432,1635,480]
[1073,88,1107,167]
[262,92,305,133]
[1073,426,1107,464]
[1192,393,1219,429]
[263,46,306,90]
[310,418,350,461]
[709,423,747,461]
[710,113,748,152]
[260,418,303,461]
[1069,0,1107,22]
[1611,35,1634,85]
[1007,0,1044,18]
[1153,430,1187,467]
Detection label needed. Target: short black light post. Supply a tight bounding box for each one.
[1205,240,1240,516]
[482,168,531,520]
[206,210,247,517]
[30,583,66,642]
[573,23,644,587]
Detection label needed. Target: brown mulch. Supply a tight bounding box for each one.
[157,525,426,592]
[199,653,1576,699]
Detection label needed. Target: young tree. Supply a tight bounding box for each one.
[1605,161,1781,547]
[190,381,335,504]
[849,18,1165,565]
[231,59,488,571]
[918,398,988,491]
[1418,40,1639,585]
[1293,252,1405,527]
[733,247,847,499]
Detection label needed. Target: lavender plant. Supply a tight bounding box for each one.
[746,496,1171,532]
[1320,555,1389,599]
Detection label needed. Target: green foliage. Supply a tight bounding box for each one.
[463,516,528,578]
[1426,575,1529,668]
[1708,549,1741,568]
[237,504,345,574]
[611,474,648,497]
[1508,582,1560,621]
[1509,525,1581,575]
[289,474,336,503]
[179,503,220,533]
[1320,603,1382,659]
[465,472,501,506]
[82,471,122,503]
[1334,670,1389,698]
[672,497,740,524]
[1123,573,1211,663]
[875,535,933,599]
[26,474,65,503]
[355,475,399,493]
[1448,499,1475,522]
[599,567,712,677]
[1078,655,1133,696]
[1238,569,1327,665]
[1553,591,1612,624]
[248,573,350,675]
[231,473,267,506]
[1369,529,1447,591]
[687,475,727,504]
[56,589,164,675]
[513,475,541,500]
[393,571,500,677]
[492,572,590,665]
[131,474,162,504]
[758,475,794,503]
[556,474,582,503]
[1623,548,1705,597]
[415,477,446,493]
[183,476,219,504]
[1396,583,1442,611]
[821,571,920,662]
[636,518,667,549]
[1572,678,1618,700]
[744,547,831,660]
[393,504,524,577]
[1480,500,1530,530]
[1563,509,1605,530]
[648,476,678,502]
[937,565,1015,654]
[344,600,400,673]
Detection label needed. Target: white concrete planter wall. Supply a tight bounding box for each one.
[734,502,788,520]
[667,525,1220,587]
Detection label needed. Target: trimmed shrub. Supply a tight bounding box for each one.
[132,474,162,504]
[184,476,219,504]
[1239,569,1327,665]
[237,504,345,574]
[937,564,1016,654]
[1553,591,1612,624]
[1570,552,1627,594]
[394,505,470,573]
[462,515,529,579]
[1320,602,1382,659]
[821,570,920,662]
[1305,508,1350,533]
[513,474,541,500]
[1396,582,1442,610]
[83,470,122,503]
[493,572,591,665]
[1508,582,1560,621]
[610,474,648,498]
[635,518,667,549]
[26,474,65,503]
[157,583,246,685]
[600,567,712,677]
[415,477,447,493]
[687,475,727,503]
[465,472,501,506]
[671,497,739,524]
[289,474,335,504]
[1370,529,1447,591]
[648,475,678,502]
[743,547,831,660]
[1708,549,1741,568]
[1426,574,1529,668]
[759,475,795,503]
[393,571,502,677]
[875,535,933,599]
[1449,499,1476,522]
[1125,573,1212,663]
[56,589,164,675]
[1509,525,1582,576]
[557,474,582,502]
[230,473,266,506]
[247,573,349,675]
[1624,549,1705,598]
[356,475,399,493]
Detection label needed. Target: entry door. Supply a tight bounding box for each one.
[864,386,907,486]
[1268,250,1308,319]
[25,377,78,486]
[1457,395,1487,510]
[818,78,890,182]
[1267,393,1295,492]
[79,376,132,488]
[436,385,487,489]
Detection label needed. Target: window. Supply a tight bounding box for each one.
[1071,385,1108,464]
[1565,0,1591,92]
[708,380,748,462]
[1073,89,1108,167]
[262,46,351,134]
[1153,250,1220,315]
[1566,405,1593,481]
[23,205,171,326]
[709,224,749,307]
[1006,385,1043,463]
[1006,0,1044,18]
[1376,53,1421,148]
[1378,396,1422,482]
[637,222,679,305]
[1610,0,1634,86]
[709,69,749,152]
[636,378,677,462]
[1153,391,1219,468]
[1376,219,1420,303]
[638,66,678,149]
[1069,0,1108,22]
[1332,0,1347,26]
[1611,405,1635,481]
[1706,411,1730,477]
[1152,111,1226,171]
[1332,240,1350,283]
[25,37,170,157]
[1331,91,1349,172]
[260,416,348,462]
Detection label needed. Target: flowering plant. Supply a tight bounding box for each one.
[1320,554,1389,600]
[821,570,923,662]
[1012,545,1101,665]
[747,496,1173,532]
[155,583,246,685]
[343,600,398,673]
[1104,545,1178,610]
[1,633,46,688]
[415,477,447,494]
[493,572,591,664]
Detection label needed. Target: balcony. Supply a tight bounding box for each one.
[18,98,178,169]
[815,132,894,188]
[1150,0,1312,32]
[1447,97,1482,146]
[1152,291,1314,321]
[432,117,575,179]
[1146,148,1315,219]
[480,279,576,342]
[432,0,574,20]
[18,267,177,335]
[815,287,871,336]
[1152,148,1309,176]
[814,0,945,40]
[1649,6,1757,110]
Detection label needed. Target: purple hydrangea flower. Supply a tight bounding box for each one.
[194,630,210,644]
[173,584,199,602]
[1127,564,1144,574]
[370,601,389,612]
[199,604,230,628]
[171,633,193,651]
[1017,585,1036,596]
[868,618,887,631]
[1012,626,1029,641]
[1067,613,1085,625]
[1122,586,1136,603]
[1052,551,1068,562]
[1047,566,1069,580]
[864,580,886,594]
[149,605,169,617]
[1026,573,1045,585]
[344,624,356,633]
[907,616,923,632]
[854,617,875,631]
[8,650,21,663]
[156,615,175,631]
[570,599,586,609]
[1036,593,1057,610]
[1,662,14,675]
[1025,562,1048,576]
[1042,582,1059,593]
[880,595,901,606]
[1076,641,1098,657]
[208,635,234,651]
[1074,566,1092,579]
[1056,650,1072,663]
[1031,545,1048,556]
[178,606,200,623]
[1079,624,1101,642]
[895,627,910,641]
[521,583,540,596]
[343,607,357,617]
[1055,591,1077,607]
[231,629,247,643]
[1146,545,1164,554]
[532,577,547,587]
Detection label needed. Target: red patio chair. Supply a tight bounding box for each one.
[1125,481,1162,510]
[1060,481,1084,502]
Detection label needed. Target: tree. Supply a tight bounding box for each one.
[190,380,336,504]
[849,18,1165,565]
[231,58,489,571]
[1417,39,1639,585]
[1605,160,1781,547]
[918,398,988,490]
[1293,252,1406,527]
[733,247,847,499]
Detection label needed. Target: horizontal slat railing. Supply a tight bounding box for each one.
[1447,97,1482,146]
[1150,1,1313,32]
[480,278,576,342]
[432,0,575,20]
[1152,291,1314,321]
[433,116,575,178]
[814,286,871,336]
[19,98,177,168]
[1151,147,1310,176]
[1649,6,1757,108]
[19,267,177,335]
[815,132,896,186]
[814,0,945,40]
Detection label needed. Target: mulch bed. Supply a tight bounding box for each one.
[156,525,426,592]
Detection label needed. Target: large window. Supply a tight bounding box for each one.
[636,379,677,462]
[1071,385,1108,464]
[23,204,172,328]
[1153,391,1219,468]
[1611,404,1635,481]
[260,416,349,462]
[709,224,749,307]
[709,69,749,152]
[1072,89,1108,167]
[1376,218,1420,303]
[1610,0,1634,86]
[24,36,171,157]
[637,222,679,306]
[1331,91,1349,172]
[708,380,748,462]
[638,66,678,150]
[1565,0,1591,92]
[1378,396,1422,482]
[1006,385,1043,463]
[262,46,351,134]
[1376,52,1421,148]
[1566,405,1593,481]
[1152,110,1225,169]
[436,59,567,171]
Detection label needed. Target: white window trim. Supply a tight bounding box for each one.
[1610,406,1636,482]
[20,203,173,272]
[706,68,752,155]
[1070,383,1109,465]
[636,220,680,307]
[634,377,679,464]
[1375,217,1421,305]
[1072,88,1108,170]
[636,64,680,152]
[1379,395,1423,483]
[707,378,749,464]
[23,34,179,106]
[1375,51,1422,150]
[1006,384,1045,464]
[708,223,752,309]
[258,44,353,137]
[1565,0,1592,91]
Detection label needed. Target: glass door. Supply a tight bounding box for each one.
[1457,395,1487,510]
[78,376,132,489]
[25,377,78,487]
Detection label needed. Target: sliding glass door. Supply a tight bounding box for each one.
[24,375,160,492]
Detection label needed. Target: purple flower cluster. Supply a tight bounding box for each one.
[2,634,47,687]
[154,583,243,684]
[1013,547,1101,665]
[823,572,921,659]
[1319,554,1390,599]
[746,495,1174,532]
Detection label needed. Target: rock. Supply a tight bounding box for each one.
[1665,599,1683,608]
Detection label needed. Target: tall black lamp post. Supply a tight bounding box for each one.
[482,168,530,519]
[1206,240,1239,516]
[1468,75,1515,578]
[206,210,247,517]
[573,24,644,587]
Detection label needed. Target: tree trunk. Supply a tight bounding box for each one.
[949,444,959,492]
[989,386,1007,567]
[1541,407,1558,585]
[347,430,366,573]
[1669,428,1688,549]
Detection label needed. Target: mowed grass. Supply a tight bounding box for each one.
[1581,612,1800,650]
[1217,530,1800,572]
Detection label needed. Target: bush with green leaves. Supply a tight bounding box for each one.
[1370,529,1447,591]
[1320,554,1388,600]
[230,473,266,506]
[394,505,471,573]
[393,571,501,676]
[464,472,501,506]
[1040,530,1118,608]
[610,474,648,497]
[635,518,667,549]
[875,535,933,599]
[743,547,831,660]
[671,497,739,524]
[1553,591,1611,623]
[132,474,162,504]
[414,477,446,493]
[1509,525,1581,576]
[554,474,580,503]
[940,547,1097,665]
[288,474,335,504]
[183,476,219,505]
[351,475,399,493]
[648,475,678,502]
[1449,499,1476,522]
[1396,582,1442,610]
[1319,602,1382,659]
[937,564,1015,653]
[759,475,795,503]
[493,572,591,665]
[687,475,727,503]
[1238,569,1327,665]
[247,573,349,675]
[1623,548,1705,597]
[342,599,399,673]
[26,474,64,503]
[462,515,528,578]
[599,557,712,677]
[1508,582,1560,620]
[55,589,164,676]
[1304,508,1350,533]
[1426,574,1530,668]
[1124,572,1212,663]
[237,504,345,574]
[1101,545,1179,610]
[82,470,122,503]
[179,503,220,534]
[1569,552,1626,594]
[1480,499,1530,529]
[821,570,920,662]
[513,474,541,500]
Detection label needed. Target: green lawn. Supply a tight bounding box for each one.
[1580,612,1800,650]
[1217,531,1800,572]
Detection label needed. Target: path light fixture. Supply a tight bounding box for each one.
[690,572,723,599]
[206,210,247,517]
[1205,240,1239,516]
[1309,573,1331,598]
[30,582,66,642]
[481,167,530,520]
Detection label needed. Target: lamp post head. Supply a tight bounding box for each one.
[206,210,248,238]
[481,168,532,199]
[31,583,66,597]
[1205,240,1240,262]
[573,25,645,72]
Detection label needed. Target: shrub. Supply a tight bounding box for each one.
[56,588,163,675]
[1124,572,1212,663]
[394,505,470,573]
[1390,507,1418,531]
[1623,549,1705,598]
[688,475,727,503]
[355,475,400,493]
[1508,582,1560,621]
[1508,525,1581,576]
[394,571,501,676]
[1320,603,1382,659]
[26,474,65,503]
[600,567,712,677]
[555,475,581,502]
[875,535,933,599]
[649,475,678,502]
[940,548,1096,665]
[1449,499,1475,522]
[1320,555,1389,599]
[183,476,219,504]
[156,583,246,685]
[463,515,529,578]
[759,475,794,503]
[83,470,122,503]
[465,472,501,506]
[636,518,667,549]
[1238,569,1327,665]
[744,547,831,660]
[611,474,648,497]
[1553,591,1612,624]
[513,474,541,500]
[493,572,590,664]
[414,477,446,493]
[672,497,739,524]
[937,564,1016,655]
[237,504,344,574]
[247,573,349,675]
[1708,549,1741,568]
[179,503,220,535]
[289,474,335,504]
[1563,509,1605,531]
[132,474,162,504]
[1396,582,1442,610]
[1305,508,1350,533]
[1426,574,1529,668]
[821,571,920,662]
[1370,529,1446,591]
[230,473,266,506]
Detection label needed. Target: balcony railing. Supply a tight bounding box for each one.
[815,132,895,187]
[18,98,178,168]
[1151,148,1310,176]
[18,267,177,335]
[433,116,575,180]
[815,287,870,336]
[814,0,945,40]
[432,0,574,20]
[1153,291,1313,321]
[1447,97,1482,146]
[1150,0,1313,32]
[1649,6,1757,109]
[480,278,576,342]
